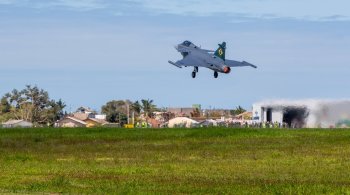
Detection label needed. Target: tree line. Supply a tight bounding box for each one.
[0,85,247,126]
[101,99,157,125]
[0,85,158,126]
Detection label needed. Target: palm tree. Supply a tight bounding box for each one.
[232,106,246,116]
[141,99,156,118]
[132,101,142,115]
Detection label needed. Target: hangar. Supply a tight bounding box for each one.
[252,99,350,128]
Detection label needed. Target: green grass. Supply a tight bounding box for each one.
[1,128,350,194]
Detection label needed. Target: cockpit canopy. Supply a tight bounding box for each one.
[182,40,192,47]
[181,40,197,48]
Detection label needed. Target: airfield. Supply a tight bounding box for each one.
[1,127,350,194]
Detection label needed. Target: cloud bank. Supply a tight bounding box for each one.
[0,0,349,21]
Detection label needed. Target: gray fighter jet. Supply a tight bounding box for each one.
[168,40,257,78]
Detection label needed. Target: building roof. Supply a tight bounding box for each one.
[72,113,91,121]
[2,119,32,125]
[84,118,108,124]
[235,111,252,117]
[64,116,87,125]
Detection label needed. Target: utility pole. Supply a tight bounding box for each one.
[126,101,130,125]
[132,111,134,125]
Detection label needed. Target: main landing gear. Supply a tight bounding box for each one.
[191,68,218,78]
[191,66,199,78]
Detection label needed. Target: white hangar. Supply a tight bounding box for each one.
[252,99,350,128]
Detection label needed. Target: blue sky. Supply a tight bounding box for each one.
[0,0,349,111]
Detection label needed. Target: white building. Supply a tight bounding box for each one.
[252,99,350,128]
[95,114,106,120]
[2,120,33,128]
[167,117,199,128]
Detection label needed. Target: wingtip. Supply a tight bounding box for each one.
[243,61,257,69]
[168,60,182,68]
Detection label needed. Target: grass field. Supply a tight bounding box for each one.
[1,128,350,194]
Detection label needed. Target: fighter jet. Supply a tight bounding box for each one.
[168,40,257,78]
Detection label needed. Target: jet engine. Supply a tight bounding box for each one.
[223,66,231,74]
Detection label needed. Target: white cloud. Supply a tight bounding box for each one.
[128,0,350,21]
[1,0,350,21]
[0,0,107,10]
[35,0,106,10]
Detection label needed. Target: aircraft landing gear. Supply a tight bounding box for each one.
[192,71,196,78]
[192,67,198,78]
[214,71,218,78]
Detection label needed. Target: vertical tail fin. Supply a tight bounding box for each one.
[214,42,226,61]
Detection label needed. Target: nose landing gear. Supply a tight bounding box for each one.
[214,71,218,78]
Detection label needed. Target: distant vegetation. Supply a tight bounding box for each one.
[0,85,65,126]
[0,127,350,194]
[230,105,246,115]
[101,99,158,125]
[0,86,161,126]
[0,85,248,127]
